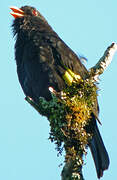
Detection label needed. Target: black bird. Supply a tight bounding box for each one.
[10,6,109,178]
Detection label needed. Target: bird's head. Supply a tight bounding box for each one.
[10,6,49,36]
[10,6,45,20]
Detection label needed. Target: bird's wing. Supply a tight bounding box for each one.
[44,33,89,79]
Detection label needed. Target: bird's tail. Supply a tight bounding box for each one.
[89,123,109,178]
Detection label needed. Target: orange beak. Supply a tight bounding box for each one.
[10,6,24,18]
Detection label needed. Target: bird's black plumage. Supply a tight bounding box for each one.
[11,6,109,178]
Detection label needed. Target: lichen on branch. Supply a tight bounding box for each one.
[26,76,98,180]
[89,43,117,81]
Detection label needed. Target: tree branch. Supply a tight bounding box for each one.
[89,42,117,81]
[25,43,117,180]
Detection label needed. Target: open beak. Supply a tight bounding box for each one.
[10,6,24,18]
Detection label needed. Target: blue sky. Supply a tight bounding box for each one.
[1,0,117,179]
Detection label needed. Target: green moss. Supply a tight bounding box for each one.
[26,76,98,179]
[32,79,96,152]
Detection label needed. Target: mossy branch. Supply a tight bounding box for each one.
[25,80,97,180]
[25,43,117,180]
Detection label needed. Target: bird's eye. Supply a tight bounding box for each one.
[32,10,38,16]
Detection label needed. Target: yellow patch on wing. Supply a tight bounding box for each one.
[63,67,81,86]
